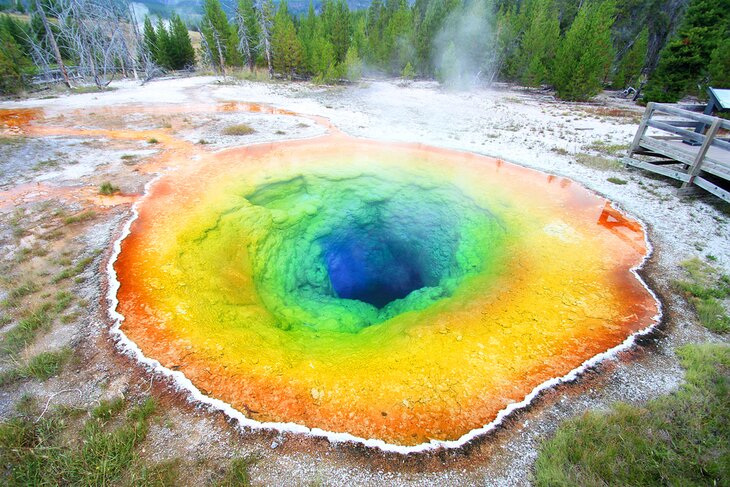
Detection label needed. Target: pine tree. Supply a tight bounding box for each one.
[613,27,648,88]
[516,0,560,87]
[310,34,337,80]
[321,0,351,64]
[402,61,415,79]
[0,20,28,94]
[1,14,32,53]
[298,0,318,74]
[202,0,234,70]
[142,16,159,65]
[350,13,367,60]
[156,18,172,69]
[643,0,730,102]
[344,45,363,81]
[496,3,524,81]
[271,0,303,78]
[552,0,617,101]
[169,14,196,69]
[365,0,384,67]
[708,36,730,88]
[412,0,459,75]
[383,0,413,74]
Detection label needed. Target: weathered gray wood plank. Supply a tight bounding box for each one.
[682,118,721,189]
[640,138,696,166]
[623,157,691,181]
[694,176,730,203]
[647,119,705,144]
[654,103,730,129]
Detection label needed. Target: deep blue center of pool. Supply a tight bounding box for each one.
[324,234,425,308]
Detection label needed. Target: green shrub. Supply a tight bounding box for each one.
[99,181,120,195]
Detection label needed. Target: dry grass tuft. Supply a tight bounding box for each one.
[223,124,255,136]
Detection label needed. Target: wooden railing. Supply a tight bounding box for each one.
[624,102,730,202]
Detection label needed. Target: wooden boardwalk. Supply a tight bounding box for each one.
[623,102,730,202]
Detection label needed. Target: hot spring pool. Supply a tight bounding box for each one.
[111,134,659,450]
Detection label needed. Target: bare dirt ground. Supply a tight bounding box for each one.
[0,76,728,486]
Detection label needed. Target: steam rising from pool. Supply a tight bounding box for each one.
[112,135,659,448]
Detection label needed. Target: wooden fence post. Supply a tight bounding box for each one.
[680,118,721,191]
[628,102,654,159]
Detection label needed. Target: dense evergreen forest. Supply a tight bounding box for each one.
[1,0,728,102]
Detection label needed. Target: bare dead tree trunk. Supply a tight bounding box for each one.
[258,2,273,79]
[235,8,255,72]
[199,35,214,71]
[206,19,227,78]
[50,0,132,89]
[34,0,71,87]
[125,0,158,82]
[24,30,54,81]
[125,0,141,80]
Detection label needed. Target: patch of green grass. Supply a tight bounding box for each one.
[92,397,126,421]
[14,243,49,262]
[2,281,38,309]
[223,124,255,136]
[2,307,52,355]
[533,343,730,486]
[229,68,271,82]
[606,177,627,185]
[0,135,26,147]
[71,85,104,94]
[63,209,96,225]
[197,138,210,145]
[60,311,80,324]
[39,228,64,241]
[215,455,259,487]
[673,258,730,333]
[132,459,181,486]
[0,348,70,386]
[0,368,22,387]
[24,349,71,380]
[32,159,59,171]
[275,130,286,135]
[695,298,730,333]
[584,140,629,156]
[99,181,120,195]
[9,209,28,238]
[147,137,159,144]
[679,257,716,287]
[53,291,73,313]
[574,153,623,171]
[52,256,94,283]
[0,396,157,486]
